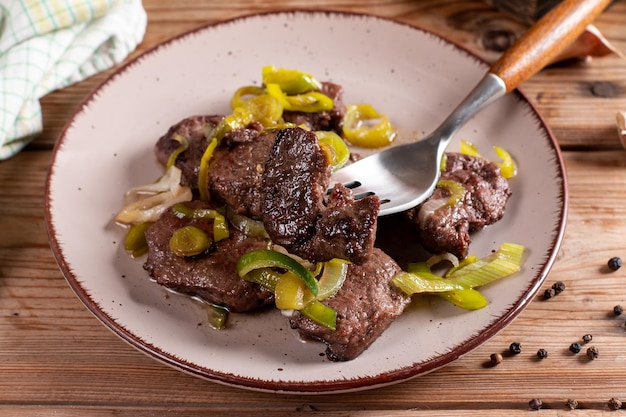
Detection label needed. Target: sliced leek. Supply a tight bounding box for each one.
[394,243,525,310]
[301,300,337,331]
[316,258,350,301]
[171,203,229,242]
[115,166,192,224]
[275,271,314,310]
[446,242,525,289]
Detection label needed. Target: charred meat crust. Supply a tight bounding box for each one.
[289,248,410,361]
[299,183,379,265]
[260,127,379,264]
[208,131,276,218]
[260,127,330,249]
[143,200,274,313]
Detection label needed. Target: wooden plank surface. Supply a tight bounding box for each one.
[1,0,626,415]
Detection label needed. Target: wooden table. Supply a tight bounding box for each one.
[2,1,626,415]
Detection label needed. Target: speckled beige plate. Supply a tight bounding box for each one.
[45,11,567,394]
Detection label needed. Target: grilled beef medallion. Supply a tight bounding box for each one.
[289,248,411,361]
[154,117,379,262]
[207,130,277,218]
[260,127,379,264]
[154,115,223,190]
[143,200,274,313]
[408,152,511,259]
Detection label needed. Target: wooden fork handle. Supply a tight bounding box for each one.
[490,0,612,92]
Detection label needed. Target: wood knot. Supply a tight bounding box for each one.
[588,81,619,98]
[481,29,517,52]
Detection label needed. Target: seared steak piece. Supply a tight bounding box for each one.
[283,82,345,133]
[299,183,379,265]
[157,122,379,264]
[154,115,222,189]
[208,131,277,218]
[143,200,274,312]
[260,127,378,264]
[260,127,330,247]
[408,152,511,259]
[290,248,410,361]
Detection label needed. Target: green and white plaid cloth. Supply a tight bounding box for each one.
[0,0,147,160]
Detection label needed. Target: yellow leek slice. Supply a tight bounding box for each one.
[439,288,488,310]
[266,83,333,113]
[494,145,517,179]
[124,222,153,258]
[169,225,213,257]
[315,130,350,170]
[171,203,229,242]
[206,304,229,330]
[275,271,314,310]
[262,65,322,94]
[342,104,397,148]
[460,139,481,157]
[230,85,265,109]
[446,243,525,289]
[165,134,189,169]
[225,208,268,238]
[392,270,464,295]
[237,249,319,297]
[436,179,466,207]
[301,300,337,331]
[316,258,350,301]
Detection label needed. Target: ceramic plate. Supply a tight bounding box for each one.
[45,11,567,394]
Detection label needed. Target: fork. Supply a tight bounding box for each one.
[331,0,612,216]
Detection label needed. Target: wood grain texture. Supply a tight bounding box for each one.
[2,1,626,416]
[489,0,613,91]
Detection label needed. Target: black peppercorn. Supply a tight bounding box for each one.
[608,257,622,271]
[582,334,593,343]
[509,342,522,354]
[552,281,566,294]
[529,398,543,410]
[536,348,548,359]
[544,288,555,299]
[586,346,599,360]
[566,399,578,410]
[614,305,623,316]
[569,342,582,354]
[608,397,622,410]
[490,353,503,365]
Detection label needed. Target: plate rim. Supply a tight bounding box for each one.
[44,9,569,394]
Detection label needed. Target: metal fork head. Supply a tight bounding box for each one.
[330,138,442,216]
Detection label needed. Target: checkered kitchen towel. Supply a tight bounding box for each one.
[0,0,147,160]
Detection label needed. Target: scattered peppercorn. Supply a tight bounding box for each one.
[608,257,622,271]
[566,399,579,410]
[536,348,548,359]
[529,398,543,410]
[608,397,622,410]
[614,305,623,316]
[509,342,522,355]
[582,334,593,343]
[544,288,555,300]
[586,346,599,360]
[490,353,503,365]
[552,281,566,294]
[570,342,582,354]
